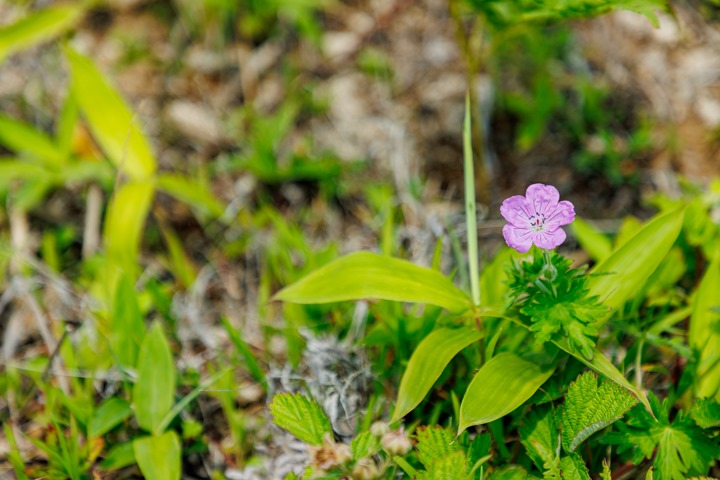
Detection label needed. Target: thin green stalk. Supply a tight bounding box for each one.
[464,92,481,306]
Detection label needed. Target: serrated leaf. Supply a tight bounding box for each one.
[133,322,175,434]
[560,453,591,480]
[422,450,469,480]
[519,405,559,472]
[415,426,459,469]
[486,466,539,480]
[0,4,85,63]
[351,431,380,460]
[587,208,684,325]
[392,327,483,422]
[65,47,156,180]
[274,251,473,313]
[459,352,555,433]
[562,372,637,453]
[133,431,181,480]
[269,393,332,446]
[691,398,720,429]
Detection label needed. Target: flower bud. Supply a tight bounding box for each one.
[370,421,390,438]
[351,457,380,480]
[380,429,412,456]
[309,434,353,471]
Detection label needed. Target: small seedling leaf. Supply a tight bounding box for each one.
[269,393,332,446]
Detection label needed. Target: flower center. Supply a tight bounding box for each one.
[529,211,546,232]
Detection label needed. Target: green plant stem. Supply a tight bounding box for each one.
[464,92,481,307]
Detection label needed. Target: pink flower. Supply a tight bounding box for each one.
[500,184,575,253]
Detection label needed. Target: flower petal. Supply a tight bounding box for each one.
[503,224,534,253]
[532,227,567,250]
[525,184,559,217]
[500,195,532,227]
[544,200,575,230]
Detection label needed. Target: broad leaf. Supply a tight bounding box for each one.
[392,327,483,422]
[559,453,591,480]
[459,352,555,433]
[89,397,132,438]
[587,208,684,325]
[0,4,85,63]
[275,251,472,313]
[133,322,175,434]
[65,47,156,180]
[269,393,332,446]
[519,405,559,472]
[689,247,720,399]
[562,372,637,453]
[133,431,181,480]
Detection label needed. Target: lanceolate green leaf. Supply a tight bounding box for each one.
[156,174,225,219]
[571,217,612,262]
[275,252,472,313]
[458,352,555,433]
[689,245,720,399]
[0,115,65,165]
[133,431,181,480]
[65,47,156,180]
[0,4,85,63]
[133,322,175,434]
[392,327,483,422]
[587,208,684,324]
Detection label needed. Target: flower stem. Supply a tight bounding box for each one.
[463,92,481,306]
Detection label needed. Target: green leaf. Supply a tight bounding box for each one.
[269,393,332,446]
[111,274,145,369]
[554,338,652,415]
[392,327,483,422]
[89,397,132,438]
[0,114,64,165]
[0,4,85,63]
[352,431,381,460]
[274,251,473,313]
[559,453,591,480]
[422,450,469,480]
[133,322,175,434]
[689,246,720,399]
[65,47,156,180]
[571,217,612,262]
[103,180,154,279]
[415,426,460,469]
[690,398,720,429]
[220,317,267,391]
[156,173,225,219]
[459,352,555,433]
[100,442,135,470]
[561,372,637,453]
[486,466,538,480]
[587,208,684,325]
[133,431,181,480]
[519,405,559,473]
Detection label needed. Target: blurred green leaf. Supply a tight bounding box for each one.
[133,431,181,480]
[689,245,720,399]
[587,208,684,324]
[459,352,555,433]
[392,327,483,422]
[89,398,132,438]
[0,114,65,165]
[65,47,156,180]
[100,442,135,470]
[571,217,612,262]
[0,4,85,63]
[111,274,145,369]
[156,173,225,219]
[275,251,473,313]
[159,224,198,289]
[133,322,175,434]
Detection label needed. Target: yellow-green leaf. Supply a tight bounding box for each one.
[132,322,175,434]
[0,115,64,165]
[392,327,483,422]
[65,47,156,180]
[0,4,85,63]
[133,431,181,480]
[458,352,555,433]
[571,217,612,262]
[156,173,225,219]
[274,252,472,313]
[587,208,684,324]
